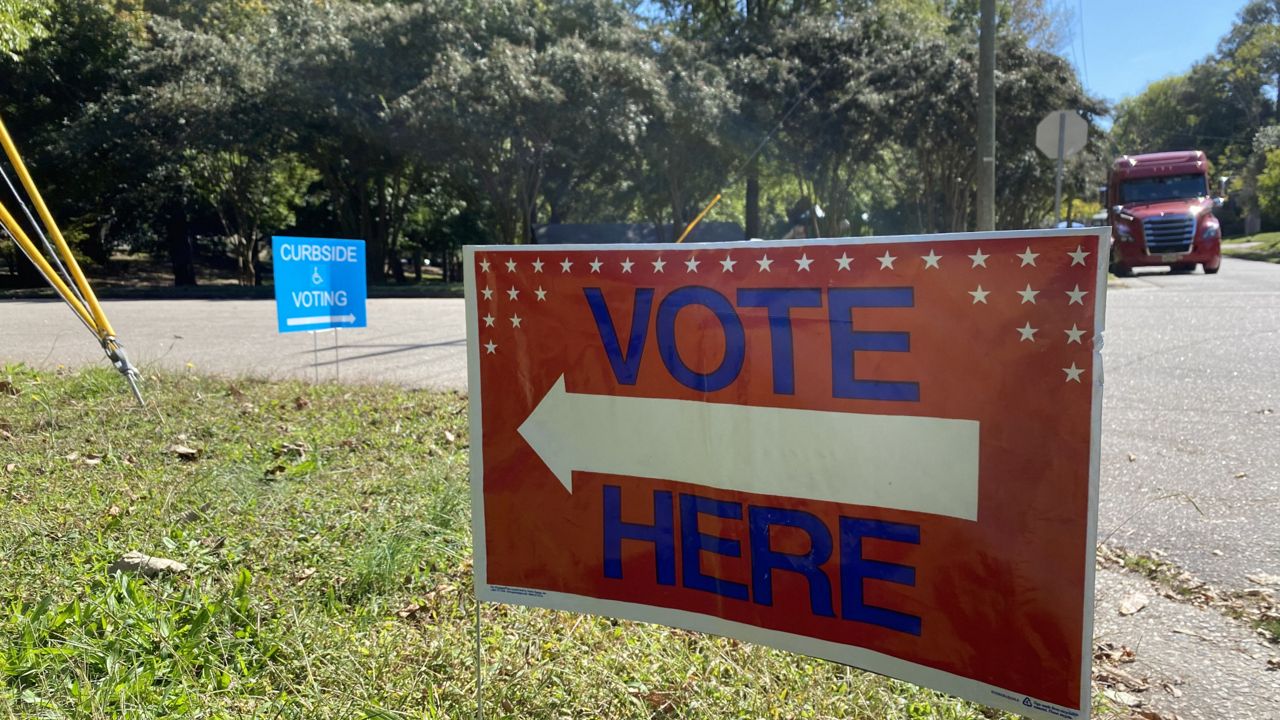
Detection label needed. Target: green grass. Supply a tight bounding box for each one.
[0,366,1074,719]
[1222,231,1280,263]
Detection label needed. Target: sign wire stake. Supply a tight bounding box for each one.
[334,327,340,383]
[312,330,319,384]
[474,596,484,720]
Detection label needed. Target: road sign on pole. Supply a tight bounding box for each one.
[272,236,367,334]
[466,229,1108,720]
[1037,110,1089,226]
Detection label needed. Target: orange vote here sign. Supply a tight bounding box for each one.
[465,229,1107,720]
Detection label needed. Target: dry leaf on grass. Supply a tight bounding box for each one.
[1119,592,1150,616]
[1246,573,1280,587]
[168,444,200,460]
[1102,688,1143,707]
[107,551,188,577]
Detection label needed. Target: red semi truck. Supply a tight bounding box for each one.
[1104,150,1223,276]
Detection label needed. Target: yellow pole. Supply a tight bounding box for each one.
[675,193,723,244]
[0,112,115,338]
[0,198,97,330]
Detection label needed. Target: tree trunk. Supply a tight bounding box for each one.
[235,235,254,287]
[389,246,406,283]
[251,234,263,287]
[82,217,113,266]
[166,205,196,287]
[1246,206,1262,236]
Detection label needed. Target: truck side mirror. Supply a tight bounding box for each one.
[1097,186,1107,208]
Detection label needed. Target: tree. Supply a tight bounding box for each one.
[188,151,316,285]
[1255,126,1280,225]
[0,0,138,283]
[654,0,845,238]
[631,31,737,230]
[0,0,51,58]
[1112,1,1279,235]
[433,0,672,243]
[278,0,463,281]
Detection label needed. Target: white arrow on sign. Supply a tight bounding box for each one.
[286,314,357,326]
[517,376,980,521]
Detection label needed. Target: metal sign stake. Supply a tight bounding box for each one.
[474,597,484,720]
[1055,111,1066,226]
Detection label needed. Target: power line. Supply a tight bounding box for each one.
[1076,0,1090,89]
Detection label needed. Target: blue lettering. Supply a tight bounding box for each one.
[679,494,749,601]
[736,288,823,394]
[748,506,835,617]
[585,288,653,385]
[603,485,675,585]
[656,286,745,393]
[839,517,921,635]
[829,288,919,402]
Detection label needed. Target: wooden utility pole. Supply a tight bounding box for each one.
[976,0,996,231]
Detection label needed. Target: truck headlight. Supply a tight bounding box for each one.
[1201,224,1220,240]
[1114,224,1133,242]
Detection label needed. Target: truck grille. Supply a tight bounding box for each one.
[1142,214,1195,254]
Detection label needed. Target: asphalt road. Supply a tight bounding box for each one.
[2,256,1278,717]
[0,297,469,389]
[1091,258,1280,719]
[1100,260,1280,590]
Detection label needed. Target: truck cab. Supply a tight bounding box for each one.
[1104,151,1223,276]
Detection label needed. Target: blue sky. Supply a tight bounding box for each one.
[1064,0,1250,109]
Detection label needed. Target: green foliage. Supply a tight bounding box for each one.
[1,569,276,713]
[1257,148,1280,222]
[0,0,50,57]
[187,151,317,284]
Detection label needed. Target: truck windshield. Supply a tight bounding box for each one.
[1119,174,1208,204]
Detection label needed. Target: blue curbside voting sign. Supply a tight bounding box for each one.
[272,236,368,333]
